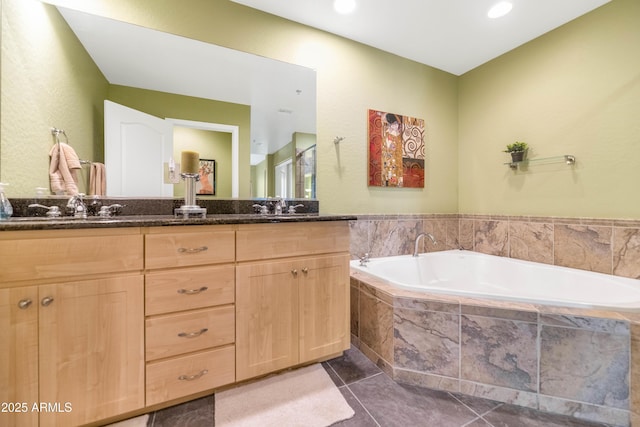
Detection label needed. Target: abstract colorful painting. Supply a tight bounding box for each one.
[368,109,425,188]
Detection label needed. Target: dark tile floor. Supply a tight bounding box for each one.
[145,346,614,427]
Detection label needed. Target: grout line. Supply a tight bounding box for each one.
[325,361,348,387]
[343,380,382,427]
[449,392,499,427]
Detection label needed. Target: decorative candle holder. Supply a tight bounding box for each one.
[174,173,207,218]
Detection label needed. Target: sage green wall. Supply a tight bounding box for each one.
[272,142,293,167]
[250,161,268,198]
[108,85,251,198]
[45,0,460,215]
[1,0,108,196]
[173,127,232,198]
[6,0,632,219]
[458,0,640,219]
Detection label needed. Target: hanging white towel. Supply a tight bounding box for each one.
[49,142,81,195]
[89,163,107,196]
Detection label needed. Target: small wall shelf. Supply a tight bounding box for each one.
[505,154,575,170]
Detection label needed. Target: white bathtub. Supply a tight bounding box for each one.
[350,250,640,311]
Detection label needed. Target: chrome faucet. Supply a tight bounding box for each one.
[66,193,87,218]
[359,253,370,266]
[287,204,304,214]
[28,204,62,218]
[413,232,437,257]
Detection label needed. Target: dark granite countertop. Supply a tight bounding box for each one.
[0,213,357,231]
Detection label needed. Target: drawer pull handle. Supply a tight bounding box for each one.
[302,267,309,274]
[18,298,33,309]
[41,296,54,307]
[178,328,208,338]
[177,246,208,254]
[291,269,298,276]
[177,286,209,295]
[178,369,208,381]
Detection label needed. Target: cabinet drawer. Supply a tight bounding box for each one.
[236,221,350,261]
[146,306,235,361]
[146,345,235,406]
[145,265,234,315]
[145,228,235,269]
[0,230,143,283]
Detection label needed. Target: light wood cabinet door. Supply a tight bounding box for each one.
[0,287,38,427]
[236,253,350,381]
[235,260,299,381]
[38,275,145,427]
[299,254,350,362]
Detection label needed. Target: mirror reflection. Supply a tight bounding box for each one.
[0,0,317,199]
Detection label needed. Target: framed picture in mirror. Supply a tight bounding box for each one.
[197,159,216,195]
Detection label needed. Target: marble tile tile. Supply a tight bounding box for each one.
[350,283,359,337]
[554,224,612,274]
[450,393,502,417]
[349,219,370,260]
[459,219,474,250]
[509,221,554,264]
[465,418,494,426]
[369,218,422,257]
[540,326,629,409]
[326,346,382,385]
[461,305,537,323]
[358,280,394,305]
[632,323,640,421]
[348,373,479,427]
[482,402,610,427]
[540,314,629,335]
[151,395,213,427]
[422,219,448,252]
[394,368,460,393]
[394,296,459,314]
[613,227,640,279]
[357,340,394,378]
[458,381,538,409]
[358,290,394,363]
[394,308,459,377]
[474,220,509,256]
[461,315,538,392]
[538,394,629,426]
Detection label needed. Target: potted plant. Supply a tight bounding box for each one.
[504,141,528,163]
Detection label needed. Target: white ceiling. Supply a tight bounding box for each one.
[231,0,610,75]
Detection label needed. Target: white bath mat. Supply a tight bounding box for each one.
[215,363,354,427]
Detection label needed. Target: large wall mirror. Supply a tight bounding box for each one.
[0,0,317,199]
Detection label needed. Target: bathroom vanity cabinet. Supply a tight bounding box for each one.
[235,222,351,380]
[144,226,236,405]
[0,229,145,427]
[0,218,351,427]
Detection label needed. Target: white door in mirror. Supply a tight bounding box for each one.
[104,100,174,197]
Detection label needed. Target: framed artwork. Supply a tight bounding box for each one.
[368,109,425,188]
[196,159,216,195]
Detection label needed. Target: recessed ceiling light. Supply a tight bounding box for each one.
[334,0,356,15]
[488,1,513,19]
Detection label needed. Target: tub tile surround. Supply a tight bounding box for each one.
[350,213,640,280]
[349,214,640,426]
[351,275,633,426]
